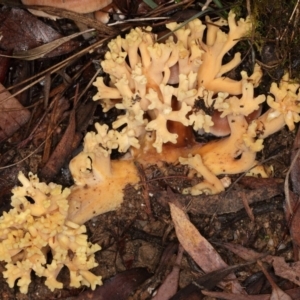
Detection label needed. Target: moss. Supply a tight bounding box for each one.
[249,0,300,80]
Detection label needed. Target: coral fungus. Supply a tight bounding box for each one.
[0,172,102,293]
[90,10,300,196]
[1,10,300,294]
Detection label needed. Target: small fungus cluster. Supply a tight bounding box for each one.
[1,10,300,294]
[0,172,102,293]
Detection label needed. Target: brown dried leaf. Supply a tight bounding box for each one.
[202,290,270,300]
[222,242,265,261]
[201,287,300,300]
[169,203,245,294]
[153,245,184,300]
[288,192,300,248]
[258,260,292,300]
[13,29,94,60]
[0,51,11,84]
[223,243,300,288]
[291,127,300,196]
[287,128,300,250]
[70,268,151,300]
[0,83,30,142]
[40,107,80,180]
[0,8,77,57]
[281,188,300,252]
[31,97,70,147]
[23,5,117,36]
[270,256,300,287]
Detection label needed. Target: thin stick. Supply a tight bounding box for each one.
[279,0,300,41]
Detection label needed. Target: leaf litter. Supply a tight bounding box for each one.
[1,0,300,299]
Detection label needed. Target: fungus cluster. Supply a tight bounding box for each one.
[1,10,300,294]
[92,11,262,157]
[89,11,300,197]
[0,172,102,293]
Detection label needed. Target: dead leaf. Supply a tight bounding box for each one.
[13,29,95,60]
[287,192,300,249]
[170,284,204,300]
[287,128,300,251]
[290,127,300,196]
[170,261,255,299]
[270,256,300,287]
[39,105,80,180]
[0,83,30,142]
[201,290,270,299]
[196,261,256,289]
[222,242,266,261]
[169,203,245,294]
[0,8,77,57]
[68,268,151,300]
[0,51,11,84]
[202,287,300,299]
[153,244,184,300]
[223,243,300,288]
[29,97,70,147]
[20,4,117,36]
[258,260,292,300]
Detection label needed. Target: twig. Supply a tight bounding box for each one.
[279,0,300,41]
[246,0,251,16]
[108,17,169,26]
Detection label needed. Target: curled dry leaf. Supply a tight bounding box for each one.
[169,202,245,294]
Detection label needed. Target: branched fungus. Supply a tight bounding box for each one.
[2,10,300,294]
[0,172,102,293]
[68,123,139,224]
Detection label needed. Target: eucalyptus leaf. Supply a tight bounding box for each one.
[11,29,95,61]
